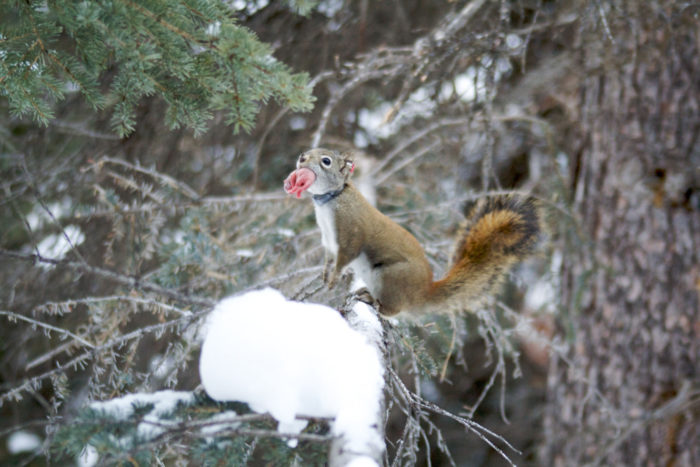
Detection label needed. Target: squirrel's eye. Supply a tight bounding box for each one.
[321,157,332,167]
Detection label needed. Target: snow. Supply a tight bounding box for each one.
[453,69,482,101]
[77,445,98,467]
[205,21,221,37]
[6,430,41,454]
[288,116,307,131]
[276,227,296,238]
[90,390,194,440]
[317,0,344,17]
[345,292,383,351]
[26,199,71,231]
[506,33,523,50]
[356,87,437,144]
[524,250,561,313]
[23,199,84,268]
[235,249,255,258]
[90,390,193,418]
[199,288,384,453]
[231,0,269,14]
[35,225,85,267]
[199,410,240,437]
[148,354,176,380]
[346,456,380,467]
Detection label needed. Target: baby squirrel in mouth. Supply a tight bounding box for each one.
[284,148,541,317]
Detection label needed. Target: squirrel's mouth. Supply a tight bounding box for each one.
[283,167,316,198]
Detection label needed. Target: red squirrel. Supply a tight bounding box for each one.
[284,148,540,316]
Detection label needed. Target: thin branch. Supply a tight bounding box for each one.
[374,139,442,185]
[311,65,405,147]
[373,117,471,176]
[25,341,76,371]
[36,295,194,317]
[439,313,458,382]
[0,310,94,349]
[119,0,200,43]
[103,169,166,205]
[66,190,292,220]
[20,295,196,369]
[0,309,208,406]
[468,307,512,423]
[20,155,87,264]
[437,0,489,42]
[0,249,215,307]
[49,120,120,140]
[386,0,489,123]
[97,157,200,200]
[254,70,336,184]
[388,366,520,466]
[594,0,616,45]
[591,381,699,466]
[200,192,289,204]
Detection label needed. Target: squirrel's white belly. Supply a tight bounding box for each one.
[314,203,338,256]
[347,253,382,298]
[314,203,382,297]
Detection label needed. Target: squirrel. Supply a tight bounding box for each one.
[283,148,540,316]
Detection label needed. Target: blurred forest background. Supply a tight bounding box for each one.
[1,0,698,465]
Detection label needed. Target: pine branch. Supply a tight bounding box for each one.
[1,0,315,134]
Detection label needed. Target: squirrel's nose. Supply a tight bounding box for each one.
[298,154,307,164]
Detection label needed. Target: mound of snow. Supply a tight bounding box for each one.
[199,288,383,453]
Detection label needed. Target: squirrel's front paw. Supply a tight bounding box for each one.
[322,261,333,286]
[326,270,339,289]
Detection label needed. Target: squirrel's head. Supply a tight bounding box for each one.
[283,148,354,198]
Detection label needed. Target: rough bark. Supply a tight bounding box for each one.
[543,2,700,465]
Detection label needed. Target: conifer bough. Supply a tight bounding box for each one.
[0,0,316,136]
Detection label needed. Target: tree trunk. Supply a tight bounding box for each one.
[542,2,699,465]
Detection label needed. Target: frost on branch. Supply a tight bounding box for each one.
[199,288,385,463]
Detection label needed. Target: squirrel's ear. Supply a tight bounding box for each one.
[339,152,355,175]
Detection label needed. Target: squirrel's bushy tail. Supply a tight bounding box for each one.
[427,195,540,310]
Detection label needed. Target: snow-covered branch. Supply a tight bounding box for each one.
[199,289,386,466]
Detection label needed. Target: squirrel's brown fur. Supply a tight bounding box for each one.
[427,196,540,311]
[284,148,541,316]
